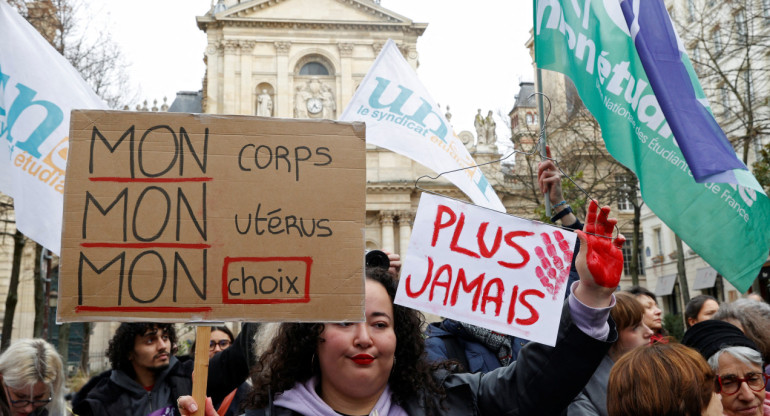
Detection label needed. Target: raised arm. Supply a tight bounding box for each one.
[466,201,624,415]
[206,323,259,403]
[537,149,579,229]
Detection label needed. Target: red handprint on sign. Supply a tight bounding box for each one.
[534,230,574,299]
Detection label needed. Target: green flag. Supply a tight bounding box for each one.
[534,0,770,292]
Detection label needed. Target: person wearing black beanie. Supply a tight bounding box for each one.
[682,319,759,360]
[683,319,769,416]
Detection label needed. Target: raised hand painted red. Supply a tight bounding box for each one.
[576,200,625,288]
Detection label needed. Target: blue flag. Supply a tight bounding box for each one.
[619,0,748,184]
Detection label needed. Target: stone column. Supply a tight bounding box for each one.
[239,41,256,115]
[338,43,354,110]
[398,211,414,260]
[379,211,395,253]
[401,44,419,70]
[204,42,222,113]
[275,41,291,117]
[222,40,240,114]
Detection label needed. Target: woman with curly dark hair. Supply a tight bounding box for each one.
[179,201,626,416]
[246,266,449,415]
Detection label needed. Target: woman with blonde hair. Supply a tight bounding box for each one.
[0,339,66,416]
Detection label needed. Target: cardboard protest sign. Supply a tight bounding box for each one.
[58,110,366,323]
[395,193,577,346]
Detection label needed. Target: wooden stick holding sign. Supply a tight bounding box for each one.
[191,326,211,416]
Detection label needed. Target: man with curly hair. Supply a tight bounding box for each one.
[73,322,257,416]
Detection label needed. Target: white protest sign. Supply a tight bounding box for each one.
[395,193,577,346]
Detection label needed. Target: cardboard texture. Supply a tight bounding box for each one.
[58,110,366,323]
[395,193,577,347]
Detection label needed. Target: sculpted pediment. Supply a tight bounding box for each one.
[216,0,412,24]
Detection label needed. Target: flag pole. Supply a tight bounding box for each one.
[536,66,551,217]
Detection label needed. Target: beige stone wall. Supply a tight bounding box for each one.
[0,198,39,341]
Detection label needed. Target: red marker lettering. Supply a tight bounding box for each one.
[405,256,434,298]
[516,289,545,326]
[449,213,480,258]
[507,284,520,324]
[450,269,484,310]
[480,278,504,316]
[499,230,535,269]
[477,222,502,258]
[429,263,453,305]
[431,205,456,247]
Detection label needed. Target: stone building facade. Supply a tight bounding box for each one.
[194,0,516,257]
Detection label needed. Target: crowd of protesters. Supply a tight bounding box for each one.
[1,159,767,416]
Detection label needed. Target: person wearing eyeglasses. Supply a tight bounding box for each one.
[683,319,770,416]
[713,299,770,391]
[209,326,234,359]
[0,339,65,416]
[207,326,248,416]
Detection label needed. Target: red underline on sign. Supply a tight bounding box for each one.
[76,306,213,313]
[89,177,213,183]
[81,243,211,249]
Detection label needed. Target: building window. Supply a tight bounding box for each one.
[735,9,747,37]
[622,240,646,276]
[712,28,723,56]
[691,44,700,64]
[526,113,535,125]
[615,173,636,212]
[720,86,730,116]
[299,62,329,76]
[654,227,663,256]
[665,282,681,315]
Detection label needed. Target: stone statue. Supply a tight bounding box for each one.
[485,110,496,144]
[294,78,335,119]
[294,85,310,118]
[474,108,486,144]
[321,84,336,119]
[257,89,273,117]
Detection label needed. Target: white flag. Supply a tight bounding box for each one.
[340,39,505,212]
[0,1,106,255]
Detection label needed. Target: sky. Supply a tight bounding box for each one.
[84,0,535,142]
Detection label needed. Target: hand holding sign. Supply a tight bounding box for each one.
[574,200,625,308]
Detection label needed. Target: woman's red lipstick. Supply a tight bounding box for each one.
[351,354,374,365]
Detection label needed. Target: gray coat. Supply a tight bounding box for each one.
[568,354,614,416]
